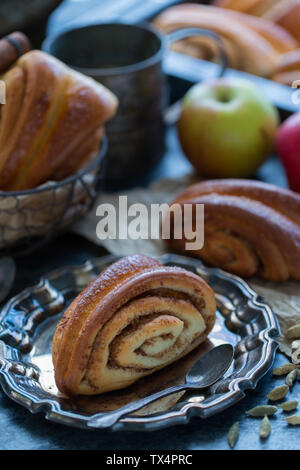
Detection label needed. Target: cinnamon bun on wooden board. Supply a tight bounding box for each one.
[52,255,216,396]
[213,0,300,83]
[153,3,296,78]
[214,0,300,43]
[164,179,300,282]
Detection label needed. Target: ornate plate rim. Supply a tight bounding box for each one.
[0,254,280,431]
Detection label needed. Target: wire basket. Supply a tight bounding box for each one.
[0,136,107,257]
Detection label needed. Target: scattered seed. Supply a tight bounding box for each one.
[285,415,300,426]
[267,385,289,401]
[259,416,271,439]
[279,401,298,412]
[246,405,278,417]
[292,349,300,366]
[272,363,298,376]
[291,340,300,352]
[286,369,297,387]
[286,324,300,340]
[227,422,239,448]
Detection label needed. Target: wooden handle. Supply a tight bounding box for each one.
[0,32,31,73]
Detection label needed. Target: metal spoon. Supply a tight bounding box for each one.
[88,343,234,429]
[0,257,16,303]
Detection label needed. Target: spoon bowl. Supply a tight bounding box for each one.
[186,343,234,387]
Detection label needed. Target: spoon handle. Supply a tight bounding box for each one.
[88,383,188,429]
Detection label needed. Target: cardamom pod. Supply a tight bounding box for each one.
[267,385,289,401]
[286,324,300,340]
[246,405,278,417]
[279,401,298,411]
[286,369,297,387]
[292,349,300,366]
[285,415,300,426]
[259,416,271,439]
[291,340,300,352]
[227,422,239,449]
[272,363,297,376]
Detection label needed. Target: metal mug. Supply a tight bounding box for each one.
[43,23,227,189]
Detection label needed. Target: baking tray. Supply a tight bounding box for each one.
[0,254,279,431]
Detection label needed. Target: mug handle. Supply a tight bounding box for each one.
[163,27,228,125]
[166,27,228,77]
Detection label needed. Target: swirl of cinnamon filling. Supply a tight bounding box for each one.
[52,255,216,395]
[165,179,300,281]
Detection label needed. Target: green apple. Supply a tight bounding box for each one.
[178,78,279,178]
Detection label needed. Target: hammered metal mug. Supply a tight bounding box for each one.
[43,23,226,189]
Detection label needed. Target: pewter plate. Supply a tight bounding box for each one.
[0,254,279,431]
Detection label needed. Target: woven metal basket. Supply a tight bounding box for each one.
[0,137,107,256]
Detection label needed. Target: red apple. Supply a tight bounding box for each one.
[276,111,300,192]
